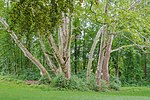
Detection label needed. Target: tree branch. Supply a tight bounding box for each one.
[0,16,51,80]
[111,44,150,53]
[39,35,58,75]
[48,34,65,66]
[111,44,137,53]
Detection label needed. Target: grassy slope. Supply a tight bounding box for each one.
[0,80,150,100]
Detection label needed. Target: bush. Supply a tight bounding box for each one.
[110,77,121,90]
[51,74,92,91]
[51,73,70,89]
[101,79,109,91]
[86,74,99,91]
[18,69,40,80]
[39,77,51,85]
[69,75,89,91]
[51,73,111,91]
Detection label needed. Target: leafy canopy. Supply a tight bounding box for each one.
[9,0,73,34]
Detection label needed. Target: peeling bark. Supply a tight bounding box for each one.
[96,25,107,85]
[87,26,104,81]
[61,13,71,79]
[48,13,71,79]
[102,34,114,84]
[49,34,65,66]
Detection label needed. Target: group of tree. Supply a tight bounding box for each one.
[0,0,150,90]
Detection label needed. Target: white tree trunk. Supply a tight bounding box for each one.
[96,25,107,85]
[48,13,71,79]
[86,26,104,81]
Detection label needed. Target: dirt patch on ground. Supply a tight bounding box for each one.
[25,80,39,85]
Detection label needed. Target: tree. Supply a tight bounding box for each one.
[0,0,73,80]
[85,0,150,87]
[0,0,149,89]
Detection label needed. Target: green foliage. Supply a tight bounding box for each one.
[51,73,70,89]
[39,76,51,85]
[0,0,150,90]
[0,75,24,84]
[100,80,109,91]
[9,0,73,34]
[51,73,117,91]
[0,0,4,16]
[18,69,41,80]
[110,76,121,91]
[51,73,100,91]
[86,74,99,91]
[68,75,89,91]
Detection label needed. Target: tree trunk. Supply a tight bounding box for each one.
[64,46,71,79]
[48,13,71,79]
[82,32,86,70]
[102,34,114,84]
[10,32,51,80]
[62,13,71,79]
[87,26,104,81]
[96,25,107,86]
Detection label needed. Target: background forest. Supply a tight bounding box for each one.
[0,0,150,91]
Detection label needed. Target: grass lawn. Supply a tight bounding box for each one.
[0,80,150,100]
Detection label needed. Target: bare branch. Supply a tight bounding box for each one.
[0,17,9,29]
[48,34,65,66]
[111,44,137,53]
[39,35,58,75]
[111,44,150,53]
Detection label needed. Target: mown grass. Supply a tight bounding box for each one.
[0,77,150,100]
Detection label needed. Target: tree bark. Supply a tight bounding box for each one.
[48,13,71,79]
[87,26,104,81]
[62,13,71,79]
[39,35,58,75]
[96,25,107,86]
[102,34,114,84]
[49,34,65,66]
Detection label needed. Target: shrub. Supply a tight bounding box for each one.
[69,75,89,91]
[86,74,99,91]
[18,69,40,80]
[101,79,109,91]
[110,77,121,91]
[51,74,89,91]
[39,77,51,85]
[51,73,69,89]
[51,74,122,91]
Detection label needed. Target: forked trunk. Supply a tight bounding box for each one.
[48,13,71,79]
[96,25,107,86]
[86,26,104,81]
